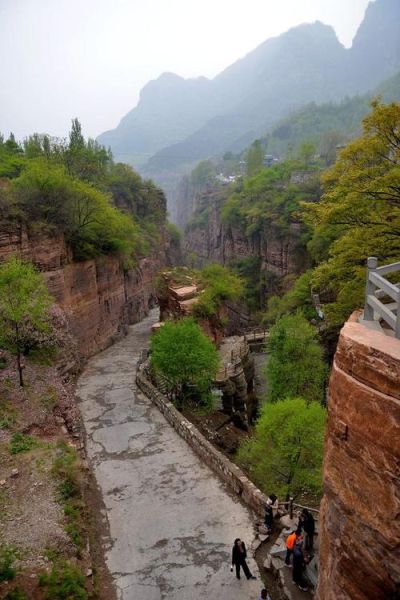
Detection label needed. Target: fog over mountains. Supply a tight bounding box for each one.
[98,0,400,211]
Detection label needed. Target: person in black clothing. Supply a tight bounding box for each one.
[264,504,273,532]
[292,538,308,592]
[301,509,315,551]
[231,538,256,580]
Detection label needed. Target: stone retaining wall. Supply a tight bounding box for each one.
[136,369,268,517]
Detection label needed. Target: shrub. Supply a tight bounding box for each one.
[39,561,88,600]
[3,587,27,600]
[52,443,85,550]
[238,397,326,498]
[266,312,327,403]
[0,545,17,582]
[193,264,244,318]
[9,433,40,454]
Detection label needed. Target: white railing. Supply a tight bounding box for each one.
[364,257,400,339]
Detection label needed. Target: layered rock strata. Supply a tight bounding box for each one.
[317,313,400,600]
[0,223,167,361]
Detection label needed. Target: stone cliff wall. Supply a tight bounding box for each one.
[317,314,400,600]
[0,223,167,360]
[185,199,307,282]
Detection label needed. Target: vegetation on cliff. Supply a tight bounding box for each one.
[0,119,168,263]
[266,313,327,404]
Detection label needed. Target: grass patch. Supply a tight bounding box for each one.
[39,561,88,600]
[9,433,40,455]
[40,386,58,411]
[52,442,86,552]
[0,402,17,429]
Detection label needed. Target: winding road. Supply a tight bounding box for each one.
[76,309,260,600]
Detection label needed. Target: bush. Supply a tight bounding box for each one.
[12,160,142,261]
[52,443,85,550]
[238,397,326,498]
[0,545,17,582]
[150,317,219,406]
[266,312,327,403]
[9,433,40,454]
[3,587,27,600]
[193,264,244,318]
[39,561,88,600]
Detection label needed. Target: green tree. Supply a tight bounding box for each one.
[150,317,219,405]
[266,312,327,403]
[246,139,264,177]
[238,397,326,498]
[0,256,53,386]
[305,100,400,327]
[297,141,316,166]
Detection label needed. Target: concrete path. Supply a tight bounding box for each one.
[76,309,261,600]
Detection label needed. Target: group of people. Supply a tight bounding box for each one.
[285,508,316,592]
[230,503,315,597]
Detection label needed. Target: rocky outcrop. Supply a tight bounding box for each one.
[316,313,400,600]
[185,197,308,282]
[0,223,167,361]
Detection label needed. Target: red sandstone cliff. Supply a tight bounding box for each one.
[317,314,400,600]
[184,197,308,283]
[0,222,168,361]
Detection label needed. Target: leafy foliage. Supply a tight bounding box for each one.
[0,545,17,582]
[9,432,40,454]
[193,264,244,319]
[266,313,327,404]
[305,100,400,327]
[0,256,53,386]
[39,561,88,600]
[264,271,315,323]
[0,119,167,263]
[238,397,326,498]
[150,317,219,405]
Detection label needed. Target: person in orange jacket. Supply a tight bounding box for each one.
[285,530,298,566]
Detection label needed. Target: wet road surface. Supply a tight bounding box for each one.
[76,309,260,600]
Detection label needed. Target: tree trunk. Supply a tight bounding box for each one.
[15,323,24,387]
[16,348,24,387]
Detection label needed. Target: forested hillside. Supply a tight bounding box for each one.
[185,101,400,343]
[0,120,168,263]
[98,0,400,219]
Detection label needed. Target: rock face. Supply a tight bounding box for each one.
[317,314,400,600]
[185,197,307,282]
[0,223,167,360]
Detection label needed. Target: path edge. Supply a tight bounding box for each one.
[136,368,268,518]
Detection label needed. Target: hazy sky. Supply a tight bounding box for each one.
[0,0,371,141]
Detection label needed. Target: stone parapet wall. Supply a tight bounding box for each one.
[136,369,268,517]
[316,313,400,600]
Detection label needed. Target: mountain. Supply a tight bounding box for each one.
[97,0,400,214]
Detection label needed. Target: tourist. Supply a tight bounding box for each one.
[264,503,273,532]
[292,537,308,592]
[258,587,272,599]
[285,529,297,566]
[302,509,315,551]
[231,538,257,580]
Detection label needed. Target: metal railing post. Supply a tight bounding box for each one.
[364,256,378,321]
[396,290,400,340]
